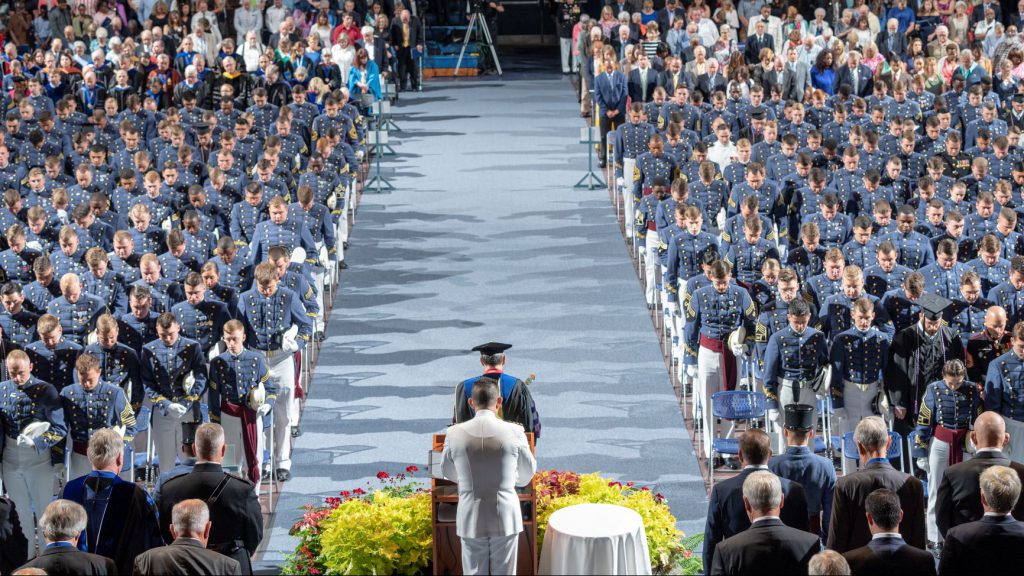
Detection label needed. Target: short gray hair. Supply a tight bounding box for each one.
[481,353,505,367]
[39,500,88,542]
[87,428,124,468]
[742,470,782,512]
[854,416,889,452]
[195,422,225,461]
[981,465,1022,513]
[172,499,210,536]
[808,550,851,575]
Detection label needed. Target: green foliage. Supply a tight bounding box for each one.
[317,491,433,575]
[285,467,704,575]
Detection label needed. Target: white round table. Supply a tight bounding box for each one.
[538,503,652,575]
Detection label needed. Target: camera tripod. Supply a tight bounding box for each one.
[454,10,502,76]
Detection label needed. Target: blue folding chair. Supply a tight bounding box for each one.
[813,396,843,457]
[710,390,766,487]
[842,430,903,474]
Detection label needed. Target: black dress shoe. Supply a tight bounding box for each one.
[598,160,607,168]
[315,331,326,342]
[262,469,271,481]
[275,468,291,482]
[292,426,302,438]
[340,261,349,269]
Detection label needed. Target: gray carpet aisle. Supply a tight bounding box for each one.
[260,76,707,564]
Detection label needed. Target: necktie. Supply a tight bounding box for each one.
[403,23,409,48]
[852,69,859,90]
[641,70,648,100]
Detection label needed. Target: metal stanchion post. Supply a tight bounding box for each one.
[575,126,606,189]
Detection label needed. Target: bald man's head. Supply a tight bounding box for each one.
[986,306,1009,339]
[973,411,1010,450]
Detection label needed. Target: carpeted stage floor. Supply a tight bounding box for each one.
[259,72,707,565]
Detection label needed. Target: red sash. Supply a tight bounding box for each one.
[700,335,738,391]
[293,352,304,399]
[935,425,969,465]
[221,399,259,484]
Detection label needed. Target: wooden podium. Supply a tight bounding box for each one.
[430,433,537,576]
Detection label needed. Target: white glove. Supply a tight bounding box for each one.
[356,149,365,161]
[767,409,780,427]
[281,336,299,353]
[318,245,328,267]
[112,424,126,437]
[326,193,337,210]
[916,457,929,472]
[21,421,50,439]
[161,217,172,231]
[25,240,42,251]
[716,208,726,230]
[728,329,745,356]
[166,403,188,418]
[16,434,34,447]
[57,209,68,224]
[86,330,98,345]
[182,372,196,394]
[685,364,698,379]
[256,403,271,417]
[247,383,266,411]
[290,246,307,264]
[208,341,225,362]
[832,407,847,422]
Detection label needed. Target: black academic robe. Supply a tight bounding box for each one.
[453,371,540,439]
[884,324,964,434]
[61,472,164,575]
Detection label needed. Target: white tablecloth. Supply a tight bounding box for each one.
[538,503,652,575]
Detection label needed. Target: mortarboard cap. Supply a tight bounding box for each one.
[784,404,815,431]
[919,293,952,321]
[471,342,512,355]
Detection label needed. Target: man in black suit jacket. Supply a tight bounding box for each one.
[827,416,927,552]
[843,489,936,576]
[939,465,1024,575]
[744,20,774,65]
[703,429,811,574]
[0,495,28,574]
[876,19,908,59]
[628,54,659,103]
[655,0,685,40]
[155,423,263,575]
[361,26,391,81]
[134,499,242,575]
[18,499,116,576]
[710,471,820,576]
[834,52,874,98]
[389,9,421,91]
[937,411,1024,538]
[696,59,727,101]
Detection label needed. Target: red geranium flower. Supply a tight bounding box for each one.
[406,465,419,473]
[377,471,390,480]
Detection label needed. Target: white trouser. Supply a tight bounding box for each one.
[559,37,574,73]
[267,350,297,471]
[698,346,730,459]
[461,534,519,576]
[927,437,967,543]
[1004,417,1024,463]
[221,411,265,493]
[776,380,820,453]
[644,234,658,306]
[69,451,92,481]
[2,442,55,557]
[838,381,879,437]
[152,404,197,473]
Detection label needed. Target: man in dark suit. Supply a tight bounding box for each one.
[695,59,727,101]
[17,499,116,575]
[827,416,927,552]
[593,53,628,168]
[939,465,1024,575]
[155,423,263,575]
[361,26,391,83]
[0,495,27,574]
[744,20,774,65]
[971,0,1002,24]
[628,53,658,103]
[710,471,820,576]
[843,489,936,576]
[936,411,1024,538]
[655,0,685,40]
[703,429,811,574]
[834,51,874,98]
[389,9,421,91]
[876,18,908,59]
[133,499,242,575]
